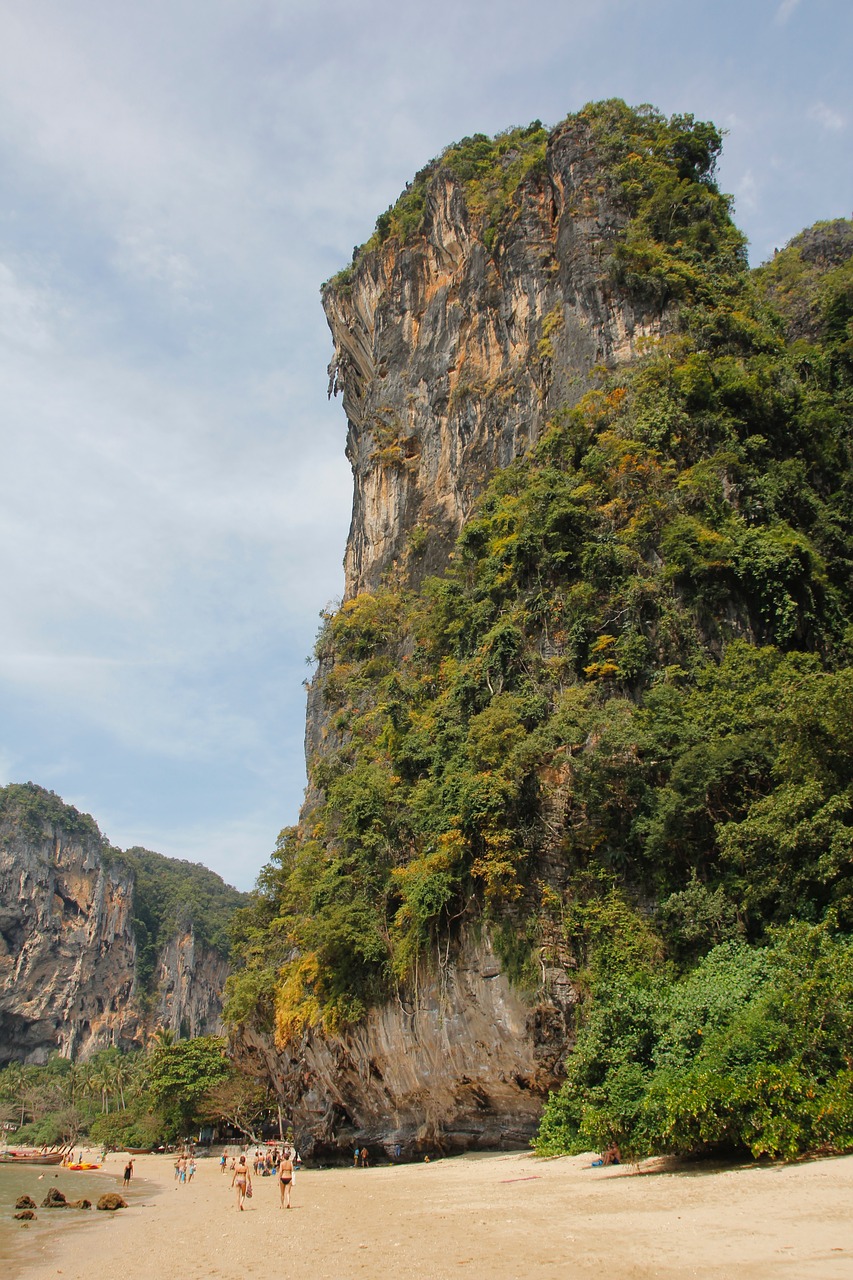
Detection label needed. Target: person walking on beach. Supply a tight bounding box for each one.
[278,1149,294,1208]
[231,1155,252,1210]
[123,1160,133,1187]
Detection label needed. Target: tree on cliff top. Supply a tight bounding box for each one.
[0,781,102,842]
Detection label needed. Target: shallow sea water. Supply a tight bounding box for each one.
[0,1165,122,1269]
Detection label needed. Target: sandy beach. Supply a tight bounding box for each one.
[7,1146,853,1280]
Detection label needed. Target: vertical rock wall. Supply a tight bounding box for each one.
[0,804,228,1064]
[254,117,671,1155]
[238,933,576,1159]
[323,114,666,602]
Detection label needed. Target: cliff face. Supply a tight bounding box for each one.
[261,115,673,1154]
[148,931,230,1042]
[234,110,852,1161]
[0,788,230,1064]
[323,115,666,601]
[239,934,577,1158]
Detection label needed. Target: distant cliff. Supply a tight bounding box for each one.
[0,783,245,1064]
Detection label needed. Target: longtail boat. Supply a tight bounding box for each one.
[0,1149,65,1165]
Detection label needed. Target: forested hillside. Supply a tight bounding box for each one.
[121,845,246,992]
[226,101,853,1159]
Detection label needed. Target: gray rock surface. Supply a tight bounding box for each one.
[0,803,228,1064]
[237,933,576,1158]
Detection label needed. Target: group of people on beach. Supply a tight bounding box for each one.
[173,1153,197,1182]
[227,1144,298,1211]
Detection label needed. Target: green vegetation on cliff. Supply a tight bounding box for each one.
[121,846,247,990]
[230,102,853,1160]
[0,782,102,843]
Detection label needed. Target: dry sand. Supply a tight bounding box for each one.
[10,1146,853,1279]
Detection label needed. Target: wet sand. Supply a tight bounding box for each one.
[10,1147,853,1279]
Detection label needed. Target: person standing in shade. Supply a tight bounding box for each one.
[278,1149,294,1208]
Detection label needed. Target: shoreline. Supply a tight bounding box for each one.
[4,1149,153,1276]
[8,1146,853,1279]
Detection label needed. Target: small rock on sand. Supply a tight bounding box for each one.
[42,1188,70,1208]
[97,1193,128,1211]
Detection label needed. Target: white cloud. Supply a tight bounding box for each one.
[733,168,760,215]
[808,102,846,132]
[0,261,63,352]
[774,0,802,24]
[114,227,198,298]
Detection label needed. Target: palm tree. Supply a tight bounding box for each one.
[74,1063,99,1119]
[68,1062,88,1108]
[150,1026,176,1050]
[1,1064,26,1128]
[86,1066,110,1115]
[112,1058,132,1111]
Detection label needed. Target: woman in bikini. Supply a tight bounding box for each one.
[231,1154,252,1210]
[278,1149,294,1208]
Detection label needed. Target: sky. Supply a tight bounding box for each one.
[0,0,850,891]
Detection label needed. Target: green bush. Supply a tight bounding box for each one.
[535,925,853,1160]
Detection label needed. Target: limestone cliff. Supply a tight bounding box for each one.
[0,784,235,1064]
[243,111,675,1156]
[323,113,665,601]
[239,933,576,1158]
[232,109,852,1160]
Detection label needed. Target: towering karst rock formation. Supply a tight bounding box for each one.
[323,118,662,601]
[230,104,853,1157]
[237,109,679,1153]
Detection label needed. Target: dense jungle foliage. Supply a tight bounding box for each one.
[229,101,853,1160]
[0,782,102,842]
[0,1037,276,1148]
[121,846,247,990]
